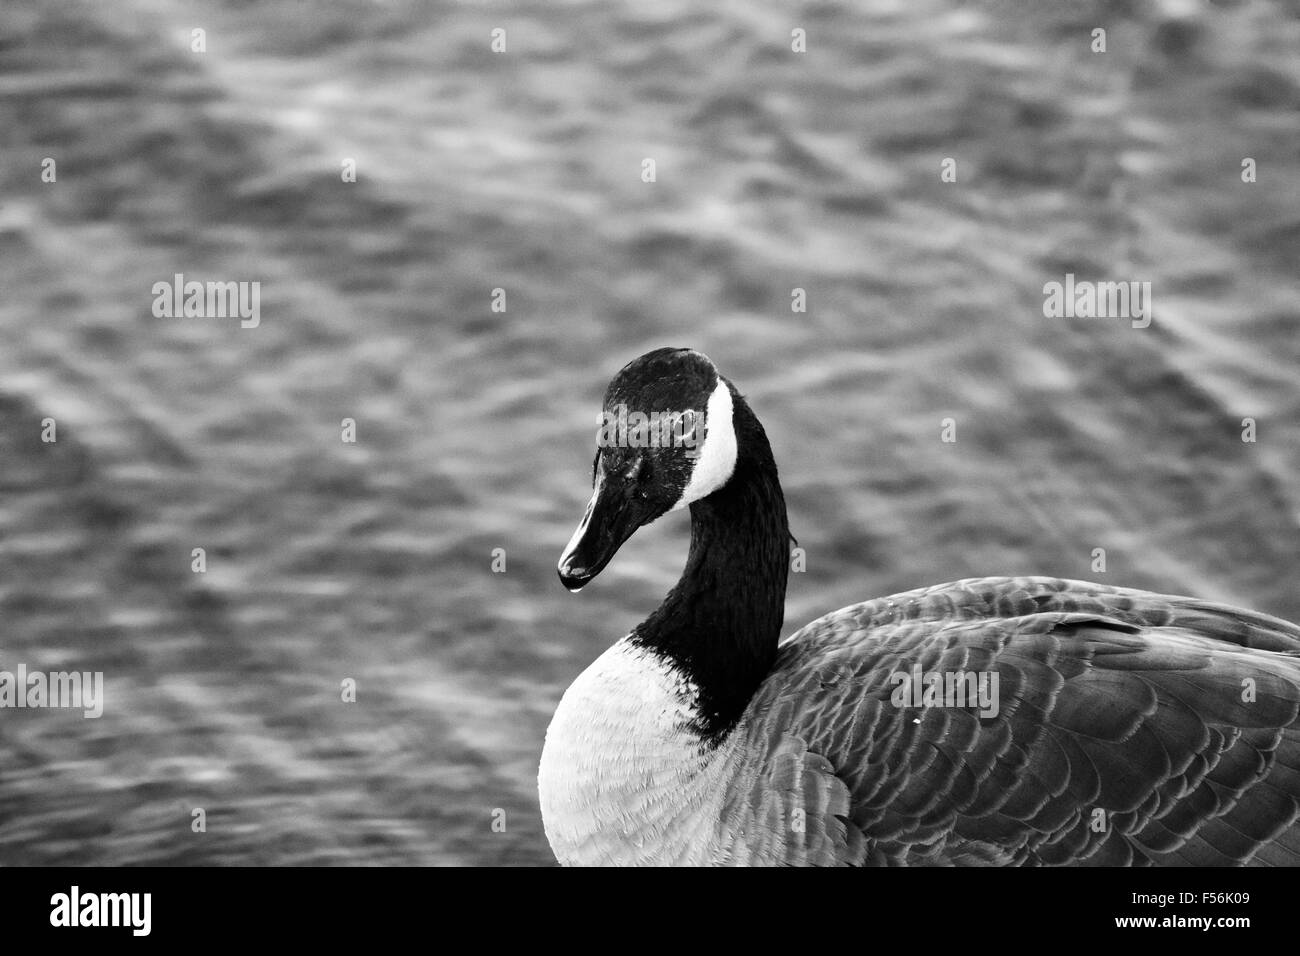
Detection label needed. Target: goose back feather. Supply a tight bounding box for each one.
[729,575,1300,866]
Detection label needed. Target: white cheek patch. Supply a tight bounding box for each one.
[670,378,737,511]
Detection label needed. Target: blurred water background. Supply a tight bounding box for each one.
[0,0,1297,865]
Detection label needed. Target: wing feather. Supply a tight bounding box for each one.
[734,576,1300,865]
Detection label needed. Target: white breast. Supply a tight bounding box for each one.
[538,639,739,865]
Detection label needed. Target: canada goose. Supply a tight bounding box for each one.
[539,347,1300,866]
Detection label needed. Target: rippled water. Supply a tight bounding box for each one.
[0,0,1297,864]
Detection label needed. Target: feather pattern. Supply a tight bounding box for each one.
[728,576,1300,866]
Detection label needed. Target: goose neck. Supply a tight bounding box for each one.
[632,412,789,741]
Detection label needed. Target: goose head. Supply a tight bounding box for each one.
[557,347,738,591]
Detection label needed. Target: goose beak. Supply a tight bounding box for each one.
[557,473,645,592]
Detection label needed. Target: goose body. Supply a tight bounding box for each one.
[540,348,1300,866]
